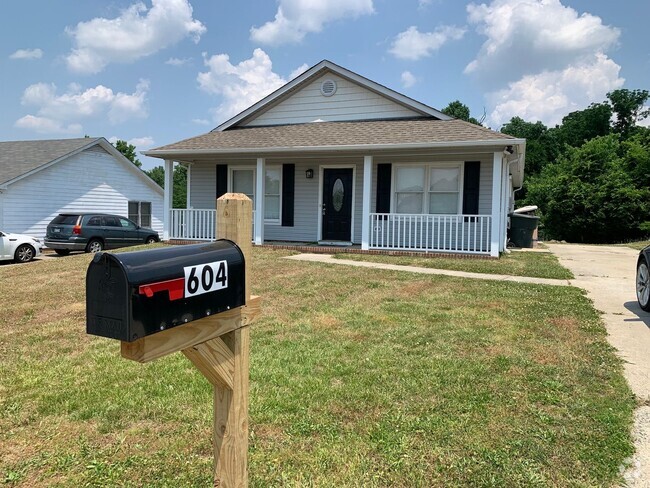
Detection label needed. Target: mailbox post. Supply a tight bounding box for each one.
[88,193,259,487]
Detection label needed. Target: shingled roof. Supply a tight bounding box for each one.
[148,119,517,156]
[0,138,101,186]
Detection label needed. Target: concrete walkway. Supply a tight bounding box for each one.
[547,243,650,486]
[285,253,572,286]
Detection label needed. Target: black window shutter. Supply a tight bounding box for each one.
[376,163,391,213]
[282,164,295,227]
[462,161,481,215]
[216,164,228,199]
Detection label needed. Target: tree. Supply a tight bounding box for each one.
[607,89,650,137]
[441,100,484,125]
[113,139,142,168]
[500,116,560,178]
[554,103,612,147]
[145,164,187,208]
[526,135,650,243]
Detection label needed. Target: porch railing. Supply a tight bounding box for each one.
[169,209,256,241]
[369,213,491,254]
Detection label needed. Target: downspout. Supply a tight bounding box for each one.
[504,155,523,249]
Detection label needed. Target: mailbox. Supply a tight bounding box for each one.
[86,240,245,342]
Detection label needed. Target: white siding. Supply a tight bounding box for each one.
[2,145,164,241]
[243,73,422,127]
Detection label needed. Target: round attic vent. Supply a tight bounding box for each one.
[320,79,337,97]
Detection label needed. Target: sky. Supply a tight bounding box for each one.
[1,0,648,170]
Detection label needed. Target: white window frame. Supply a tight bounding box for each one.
[128,200,152,227]
[391,162,464,215]
[227,165,282,224]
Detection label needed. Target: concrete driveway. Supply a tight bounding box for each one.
[548,243,650,485]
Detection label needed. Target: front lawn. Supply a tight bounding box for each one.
[0,247,632,486]
[620,240,650,251]
[334,249,574,280]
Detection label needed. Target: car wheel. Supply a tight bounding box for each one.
[86,239,103,253]
[14,244,35,263]
[638,257,650,312]
[145,236,157,244]
[54,249,70,256]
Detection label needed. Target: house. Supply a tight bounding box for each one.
[145,60,525,257]
[0,137,164,240]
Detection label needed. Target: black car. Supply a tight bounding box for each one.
[45,213,159,255]
[637,246,650,312]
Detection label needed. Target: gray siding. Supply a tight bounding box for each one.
[2,145,163,240]
[186,153,497,245]
[244,73,422,127]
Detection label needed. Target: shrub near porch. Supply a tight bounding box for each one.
[0,247,634,486]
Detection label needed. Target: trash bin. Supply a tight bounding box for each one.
[509,213,540,248]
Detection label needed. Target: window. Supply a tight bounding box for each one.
[429,167,461,214]
[229,166,282,223]
[394,163,463,214]
[395,166,425,214]
[87,216,102,226]
[119,218,136,229]
[128,201,152,227]
[102,216,121,227]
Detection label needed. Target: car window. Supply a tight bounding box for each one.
[120,218,136,229]
[102,216,121,227]
[87,216,102,226]
[51,215,79,225]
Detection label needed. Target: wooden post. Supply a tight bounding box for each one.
[212,193,251,487]
[120,193,255,486]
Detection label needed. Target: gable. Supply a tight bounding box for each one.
[242,72,425,127]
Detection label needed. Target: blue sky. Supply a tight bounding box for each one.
[1,0,648,169]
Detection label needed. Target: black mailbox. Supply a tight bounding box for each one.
[86,240,245,342]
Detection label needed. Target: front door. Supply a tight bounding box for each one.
[322,168,353,242]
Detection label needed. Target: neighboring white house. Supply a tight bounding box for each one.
[0,137,164,241]
[146,60,526,257]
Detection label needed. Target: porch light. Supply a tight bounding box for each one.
[305,169,314,179]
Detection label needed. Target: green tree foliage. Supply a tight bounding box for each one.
[554,103,612,147]
[113,140,142,168]
[500,117,560,177]
[607,89,650,137]
[145,164,187,208]
[442,100,484,125]
[526,135,650,243]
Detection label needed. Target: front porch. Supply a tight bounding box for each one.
[168,208,492,255]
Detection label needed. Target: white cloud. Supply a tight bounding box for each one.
[109,136,155,148]
[65,0,206,74]
[289,63,310,80]
[192,118,212,126]
[638,108,650,128]
[9,48,43,60]
[165,57,192,66]
[389,25,465,60]
[198,49,304,123]
[250,0,374,46]
[16,80,149,134]
[465,0,619,85]
[488,53,624,127]
[401,71,417,88]
[14,116,82,135]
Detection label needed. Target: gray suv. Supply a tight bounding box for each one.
[45,213,159,255]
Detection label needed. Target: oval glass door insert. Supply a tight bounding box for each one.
[332,178,344,212]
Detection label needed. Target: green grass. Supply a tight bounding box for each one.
[0,246,633,486]
[333,250,574,280]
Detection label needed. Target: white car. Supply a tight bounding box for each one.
[0,230,43,263]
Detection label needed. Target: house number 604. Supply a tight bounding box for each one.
[184,261,228,297]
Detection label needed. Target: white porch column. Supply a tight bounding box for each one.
[186,163,192,209]
[500,165,510,252]
[490,152,503,257]
[163,159,174,240]
[361,155,373,250]
[254,157,265,245]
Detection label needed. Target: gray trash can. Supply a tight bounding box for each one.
[509,213,540,248]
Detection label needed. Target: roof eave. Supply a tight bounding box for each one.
[144,138,526,159]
